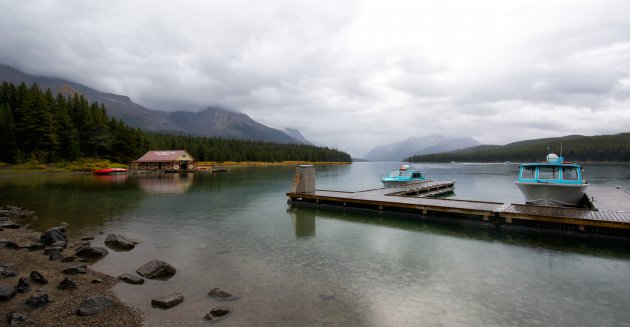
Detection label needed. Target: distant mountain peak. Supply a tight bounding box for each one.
[282,128,312,145]
[363,134,480,161]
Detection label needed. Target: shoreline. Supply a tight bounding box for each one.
[0,208,144,327]
[0,160,353,175]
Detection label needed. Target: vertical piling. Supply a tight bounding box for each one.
[294,165,315,194]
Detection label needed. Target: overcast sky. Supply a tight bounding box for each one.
[1,0,630,157]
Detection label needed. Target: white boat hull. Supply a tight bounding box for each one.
[514,182,588,207]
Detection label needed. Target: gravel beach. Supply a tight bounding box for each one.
[1,224,144,327]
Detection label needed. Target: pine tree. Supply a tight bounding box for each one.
[53,93,80,160]
[0,104,18,163]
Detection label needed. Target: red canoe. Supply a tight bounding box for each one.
[92,168,129,175]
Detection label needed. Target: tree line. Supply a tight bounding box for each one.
[0,82,351,164]
[406,133,630,163]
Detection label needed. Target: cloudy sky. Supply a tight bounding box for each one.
[1,0,630,157]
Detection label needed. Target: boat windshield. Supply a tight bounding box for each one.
[539,167,559,180]
[562,167,579,180]
[521,167,536,179]
[387,171,401,178]
[399,171,411,177]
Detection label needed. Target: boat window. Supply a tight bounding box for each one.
[399,171,411,177]
[387,171,400,178]
[412,172,422,178]
[521,167,536,179]
[562,167,579,180]
[538,167,558,179]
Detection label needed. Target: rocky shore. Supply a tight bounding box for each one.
[0,206,143,327]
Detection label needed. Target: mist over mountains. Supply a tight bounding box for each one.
[363,135,481,161]
[0,64,308,144]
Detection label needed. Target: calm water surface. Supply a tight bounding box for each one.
[1,162,630,326]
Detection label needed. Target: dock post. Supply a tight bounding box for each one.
[294,165,315,193]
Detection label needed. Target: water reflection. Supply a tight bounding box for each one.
[136,173,194,194]
[0,173,145,236]
[288,208,316,237]
[92,174,129,184]
[287,206,630,260]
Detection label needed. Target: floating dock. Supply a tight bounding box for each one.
[287,166,630,238]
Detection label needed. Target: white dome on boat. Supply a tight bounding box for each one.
[546,153,560,163]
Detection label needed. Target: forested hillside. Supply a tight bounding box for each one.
[0,82,351,164]
[406,134,630,163]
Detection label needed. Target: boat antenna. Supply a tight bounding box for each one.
[560,141,563,157]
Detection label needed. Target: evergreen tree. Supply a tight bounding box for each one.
[0,104,18,162]
[53,93,80,160]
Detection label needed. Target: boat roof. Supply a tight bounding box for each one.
[519,161,581,168]
[133,150,193,162]
[519,153,580,168]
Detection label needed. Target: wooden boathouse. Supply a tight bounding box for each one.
[130,150,195,172]
[287,165,630,238]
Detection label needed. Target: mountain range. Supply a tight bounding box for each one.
[363,135,481,161]
[0,64,307,144]
[407,133,630,163]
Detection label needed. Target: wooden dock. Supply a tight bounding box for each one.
[287,180,630,238]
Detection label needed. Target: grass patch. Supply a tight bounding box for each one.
[0,158,128,174]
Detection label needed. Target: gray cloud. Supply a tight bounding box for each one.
[1,0,630,157]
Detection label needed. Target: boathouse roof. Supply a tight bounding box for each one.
[133,150,194,162]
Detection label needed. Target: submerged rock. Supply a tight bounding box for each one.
[75,245,108,258]
[76,296,114,316]
[118,273,144,285]
[104,234,138,250]
[204,306,231,321]
[136,260,176,279]
[151,293,184,309]
[208,288,240,301]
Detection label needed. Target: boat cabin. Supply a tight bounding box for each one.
[130,150,195,172]
[387,167,424,179]
[517,154,583,185]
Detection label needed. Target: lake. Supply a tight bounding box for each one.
[1,162,630,326]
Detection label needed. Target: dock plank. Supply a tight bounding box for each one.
[588,185,630,212]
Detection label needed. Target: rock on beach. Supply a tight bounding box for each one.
[0,217,143,326]
[105,234,139,250]
[136,260,176,279]
[75,244,108,258]
[151,293,184,309]
[76,295,114,316]
[118,273,144,285]
[38,228,67,247]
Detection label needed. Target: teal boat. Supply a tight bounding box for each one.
[514,153,588,207]
[381,164,429,187]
